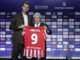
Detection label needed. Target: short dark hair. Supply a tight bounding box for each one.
[22,2,30,6]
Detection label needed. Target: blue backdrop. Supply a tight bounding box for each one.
[0,0,80,59]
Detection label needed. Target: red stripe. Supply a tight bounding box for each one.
[36,49,38,58]
[39,49,41,58]
[32,49,34,57]
[28,49,30,57]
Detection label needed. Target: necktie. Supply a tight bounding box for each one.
[37,24,38,27]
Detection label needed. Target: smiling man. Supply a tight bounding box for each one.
[33,12,51,34]
[9,2,32,60]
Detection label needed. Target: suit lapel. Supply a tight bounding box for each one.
[33,23,35,27]
[19,12,24,24]
[40,22,43,27]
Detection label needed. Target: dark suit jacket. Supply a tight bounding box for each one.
[9,12,32,44]
[32,22,52,34]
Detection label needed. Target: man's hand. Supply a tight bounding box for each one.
[44,26,48,31]
[18,25,25,29]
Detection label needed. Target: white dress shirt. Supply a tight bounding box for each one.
[23,14,28,26]
[35,22,41,27]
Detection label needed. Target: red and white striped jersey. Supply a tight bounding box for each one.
[22,26,47,58]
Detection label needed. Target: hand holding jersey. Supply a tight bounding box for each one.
[18,25,25,28]
[22,26,47,59]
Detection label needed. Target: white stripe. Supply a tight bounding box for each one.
[44,30,47,38]
[38,50,40,58]
[34,49,36,57]
[26,49,28,57]
[30,49,32,57]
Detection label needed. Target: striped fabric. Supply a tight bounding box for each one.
[22,26,47,58]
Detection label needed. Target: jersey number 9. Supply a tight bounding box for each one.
[31,33,38,44]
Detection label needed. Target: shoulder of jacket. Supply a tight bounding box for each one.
[14,12,22,16]
[42,22,47,26]
[12,12,21,19]
[15,12,21,16]
[28,15,32,17]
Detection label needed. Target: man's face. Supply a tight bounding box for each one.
[34,16,41,24]
[22,4,29,13]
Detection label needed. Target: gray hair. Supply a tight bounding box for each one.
[33,12,41,18]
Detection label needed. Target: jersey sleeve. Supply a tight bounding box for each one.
[43,29,47,40]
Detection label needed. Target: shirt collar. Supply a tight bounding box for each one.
[35,22,41,27]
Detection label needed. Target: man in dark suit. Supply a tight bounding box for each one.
[32,13,52,60]
[32,13,51,34]
[9,2,32,60]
